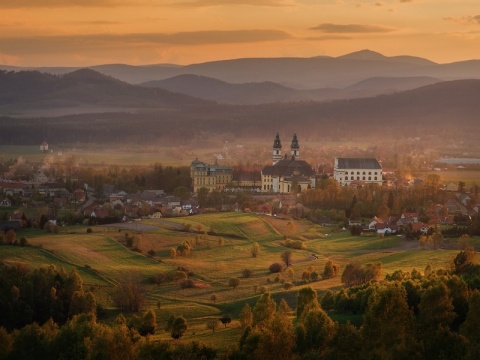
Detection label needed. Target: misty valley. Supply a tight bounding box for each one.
[1,50,480,360]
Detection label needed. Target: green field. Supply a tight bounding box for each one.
[0,212,472,348]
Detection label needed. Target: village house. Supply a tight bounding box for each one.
[376,223,398,235]
[0,198,12,207]
[456,193,471,207]
[446,182,459,192]
[411,222,430,235]
[261,133,316,194]
[40,141,48,152]
[0,181,26,196]
[33,171,49,184]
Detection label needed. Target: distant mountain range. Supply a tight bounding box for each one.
[142,74,441,105]
[2,49,479,105]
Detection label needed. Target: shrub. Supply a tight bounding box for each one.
[174,271,188,281]
[258,286,267,294]
[177,242,191,256]
[228,278,240,289]
[283,239,306,250]
[283,282,294,290]
[242,269,253,278]
[19,236,28,247]
[147,249,156,257]
[219,316,232,328]
[274,274,281,283]
[125,233,134,247]
[323,260,340,279]
[269,263,283,273]
[5,229,16,244]
[179,279,196,289]
[86,228,93,233]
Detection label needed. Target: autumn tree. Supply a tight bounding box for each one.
[296,306,336,356]
[280,250,293,268]
[460,290,480,359]
[323,260,340,279]
[228,278,240,289]
[113,275,144,312]
[239,303,253,329]
[453,246,476,274]
[361,283,419,359]
[139,309,157,336]
[255,299,295,360]
[296,286,320,320]
[418,282,456,333]
[251,242,260,258]
[253,292,276,330]
[165,315,188,340]
[219,316,232,328]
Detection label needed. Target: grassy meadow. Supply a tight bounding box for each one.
[0,212,473,349]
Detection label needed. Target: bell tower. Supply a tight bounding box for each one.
[272,132,282,165]
[290,133,299,159]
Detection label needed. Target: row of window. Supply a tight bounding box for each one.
[343,171,379,175]
[340,176,379,181]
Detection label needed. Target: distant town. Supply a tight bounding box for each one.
[2,135,479,239]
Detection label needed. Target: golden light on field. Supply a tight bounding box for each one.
[0,1,479,66]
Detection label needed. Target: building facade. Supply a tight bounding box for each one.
[191,159,233,192]
[261,134,315,193]
[333,158,382,186]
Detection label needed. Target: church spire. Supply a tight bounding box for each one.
[290,133,299,159]
[272,132,282,165]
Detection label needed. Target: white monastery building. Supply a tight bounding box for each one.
[333,158,383,186]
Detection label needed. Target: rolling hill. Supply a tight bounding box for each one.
[1,78,479,145]
[142,74,441,105]
[0,68,210,111]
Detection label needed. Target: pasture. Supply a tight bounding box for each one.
[421,169,480,187]
[0,212,471,349]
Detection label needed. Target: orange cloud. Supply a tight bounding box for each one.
[166,0,292,7]
[310,23,396,34]
[443,15,480,25]
[0,29,291,55]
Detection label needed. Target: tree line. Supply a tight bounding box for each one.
[1,246,480,359]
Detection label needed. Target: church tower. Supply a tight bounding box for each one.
[272,132,282,165]
[290,133,299,159]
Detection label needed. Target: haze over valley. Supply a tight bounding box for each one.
[2,0,480,356]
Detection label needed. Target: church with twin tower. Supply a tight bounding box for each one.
[261,133,316,193]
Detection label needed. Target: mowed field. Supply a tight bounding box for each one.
[421,169,480,187]
[0,212,474,349]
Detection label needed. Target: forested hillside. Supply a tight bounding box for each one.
[1,79,479,145]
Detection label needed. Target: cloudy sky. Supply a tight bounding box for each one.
[1,0,479,66]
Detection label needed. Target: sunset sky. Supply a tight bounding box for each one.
[1,0,479,66]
